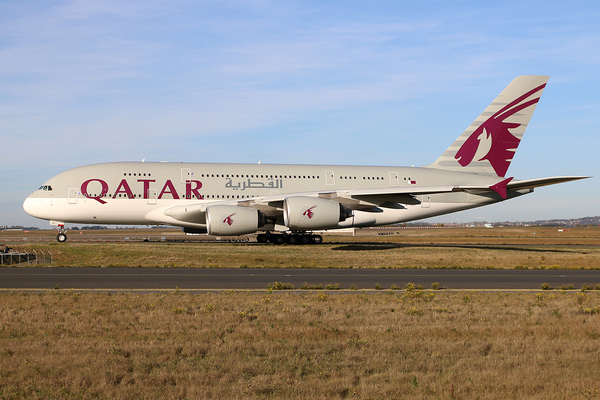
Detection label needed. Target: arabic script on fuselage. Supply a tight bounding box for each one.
[224,178,283,191]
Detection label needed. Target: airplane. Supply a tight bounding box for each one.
[23,75,588,244]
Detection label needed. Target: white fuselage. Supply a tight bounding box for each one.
[23,161,530,232]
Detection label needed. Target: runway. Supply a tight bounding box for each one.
[1,267,599,291]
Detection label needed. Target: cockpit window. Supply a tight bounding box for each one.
[38,185,53,191]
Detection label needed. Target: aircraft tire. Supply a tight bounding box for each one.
[274,235,285,245]
[300,235,311,245]
[57,233,67,243]
[312,235,323,244]
[287,235,298,245]
[256,234,268,243]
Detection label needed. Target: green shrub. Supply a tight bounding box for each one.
[300,283,322,290]
[267,281,295,290]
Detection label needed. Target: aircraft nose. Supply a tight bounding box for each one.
[23,196,48,219]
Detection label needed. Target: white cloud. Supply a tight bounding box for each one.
[1,0,599,226]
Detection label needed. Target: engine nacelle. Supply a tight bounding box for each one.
[283,196,351,230]
[206,205,265,236]
[164,204,206,224]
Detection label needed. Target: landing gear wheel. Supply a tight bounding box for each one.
[312,235,323,244]
[287,235,298,245]
[273,235,285,245]
[256,234,268,243]
[300,235,311,245]
[57,233,67,243]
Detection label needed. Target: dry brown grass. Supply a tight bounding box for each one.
[5,226,600,269]
[2,290,600,399]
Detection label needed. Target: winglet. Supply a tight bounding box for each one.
[489,177,514,199]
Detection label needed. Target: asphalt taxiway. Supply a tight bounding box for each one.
[1,267,599,291]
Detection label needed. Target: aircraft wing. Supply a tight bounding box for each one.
[344,176,590,200]
[258,184,487,212]
[153,176,590,227]
[346,186,456,196]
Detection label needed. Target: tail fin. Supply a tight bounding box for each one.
[427,75,549,177]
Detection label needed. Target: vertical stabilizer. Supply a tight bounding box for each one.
[427,75,549,177]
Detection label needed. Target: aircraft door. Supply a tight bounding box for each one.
[389,171,399,187]
[325,170,335,185]
[147,189,158,205]
[181,168,192,184]
[68,188,78,204]
[421,194,431,208]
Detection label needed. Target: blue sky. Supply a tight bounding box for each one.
[1,0,598,227]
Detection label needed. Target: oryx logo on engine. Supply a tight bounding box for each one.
[303,205,317,219]
[223,213,236,226]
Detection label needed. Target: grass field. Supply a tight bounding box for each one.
[1,289,600,399]
[2,226,600,399]
[5,226,600,269]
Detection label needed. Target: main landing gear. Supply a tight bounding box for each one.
[56,225,68,243]
[256,232,323,245]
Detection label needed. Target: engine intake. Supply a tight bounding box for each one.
[206,205,265,236]
[283,197,351,230]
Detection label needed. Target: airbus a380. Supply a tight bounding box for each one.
[24,76,588,244]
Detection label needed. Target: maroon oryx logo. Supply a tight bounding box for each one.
[454,83,546,177]
[223,213,236,226]
[303,205,317,219]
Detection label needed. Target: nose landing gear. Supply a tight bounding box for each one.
[56,225,68,243]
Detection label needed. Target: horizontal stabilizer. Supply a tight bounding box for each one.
[506,176,590,190]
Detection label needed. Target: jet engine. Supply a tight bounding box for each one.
[206,205,265,235]
[283,196,351,230]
